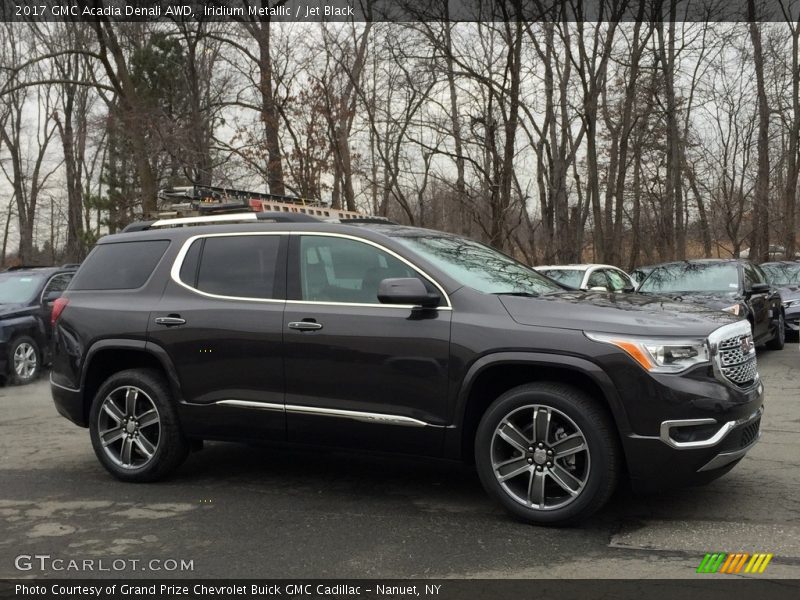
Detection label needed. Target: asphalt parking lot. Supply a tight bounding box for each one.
[1,347,798,580]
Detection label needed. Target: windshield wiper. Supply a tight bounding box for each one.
[492,291,539,297]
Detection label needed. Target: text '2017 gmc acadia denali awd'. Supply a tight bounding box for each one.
[50,216,763,524]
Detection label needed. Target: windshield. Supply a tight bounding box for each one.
[392,234,563,296]
[0,273,45,304]
[761,263,800,286]
[639,263,739,294]
[539,269,584,288]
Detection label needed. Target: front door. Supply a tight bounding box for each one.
[283,234,451,455]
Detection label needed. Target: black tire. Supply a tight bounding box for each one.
[766,311,785,351]
[474,382,621,526]
[7,336,41,385]
[89,368,189,482]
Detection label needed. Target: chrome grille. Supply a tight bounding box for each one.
[715,331,758,386]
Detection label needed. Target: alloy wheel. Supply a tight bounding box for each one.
[13,342,37,379]
[490,404,591,510]
[97,386,161,469]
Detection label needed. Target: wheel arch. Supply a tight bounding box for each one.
[446,353,631,464]
[80,340,182,424]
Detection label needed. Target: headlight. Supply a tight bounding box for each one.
[722,304,741,316]
[782,299,800,308]
[586,332,710,373]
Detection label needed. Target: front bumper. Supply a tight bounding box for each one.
[623,376,763,492]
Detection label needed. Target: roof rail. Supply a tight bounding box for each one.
[3,264,48,271]
[122,211,321,232]
[61,263,81,269]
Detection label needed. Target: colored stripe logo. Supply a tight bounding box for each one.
[696,552,773,574]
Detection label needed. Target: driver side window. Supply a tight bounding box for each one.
[299,236,425,304]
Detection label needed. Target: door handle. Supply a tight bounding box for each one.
[288,321,323,331]
[154,316,186,326]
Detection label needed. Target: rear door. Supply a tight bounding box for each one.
[282,233,451,455]
[147,233,288,440]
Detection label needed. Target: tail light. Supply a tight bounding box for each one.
[51,297,69,326]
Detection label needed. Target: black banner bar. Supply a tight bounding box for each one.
[1,0,799,23]
[2,579,800,600]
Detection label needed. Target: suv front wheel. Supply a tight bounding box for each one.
[89,369,189,482]
[475,382,620,525]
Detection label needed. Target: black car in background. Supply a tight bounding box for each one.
[50,216,764,525]
[760,261,800,338]
[0,265,77,384]
[637,259,784,350]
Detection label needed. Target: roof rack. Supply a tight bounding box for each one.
[122,211,321,232]
[338,216,398,225]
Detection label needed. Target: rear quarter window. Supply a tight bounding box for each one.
[70,240,170,290]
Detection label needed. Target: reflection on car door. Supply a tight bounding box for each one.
[283,234,451,455]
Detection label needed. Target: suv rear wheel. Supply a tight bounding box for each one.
[89,369,189,482]
[475,382,620,525]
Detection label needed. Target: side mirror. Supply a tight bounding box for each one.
[749,282,771,295]
[378,278,440,308]
[43,291,61,304]
[622,285,636,293]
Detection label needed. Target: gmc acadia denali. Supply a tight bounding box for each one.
[50,216,764,524]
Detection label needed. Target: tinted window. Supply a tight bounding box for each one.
[299,236,420,304]
[71,241,169,290]
[194,236,281,299]
[179,239,202,287]
[392,234,562,296]
[639,263,740,294]
[743,263,761,289]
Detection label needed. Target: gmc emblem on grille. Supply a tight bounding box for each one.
[740,336,755,355]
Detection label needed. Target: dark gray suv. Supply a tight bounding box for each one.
[50,216,764,525]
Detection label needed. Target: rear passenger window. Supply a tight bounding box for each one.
[183,236,281,299]
[71,241,169,290]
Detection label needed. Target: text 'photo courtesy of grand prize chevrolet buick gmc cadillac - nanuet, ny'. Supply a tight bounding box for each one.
[49,211,765,525]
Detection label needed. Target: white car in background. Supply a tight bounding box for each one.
[535,264,637,293]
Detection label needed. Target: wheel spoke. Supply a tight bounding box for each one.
[100,427,124,447]
[551,433,586,458]
[497,420,530,453]
[495,458,531,482]
[120,436,134,465]
[137,409,159,429]
[134,434,156,459]
[124,388,138,417]
[102,401,125,424]
[527,469,547,508]
[532,407,551,444]
[549,465,583,495]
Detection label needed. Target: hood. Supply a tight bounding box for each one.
[499,291,739,337]
[775,285,800,301]
[637,291,742,312]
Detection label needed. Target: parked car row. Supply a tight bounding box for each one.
[535,258,797,348]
